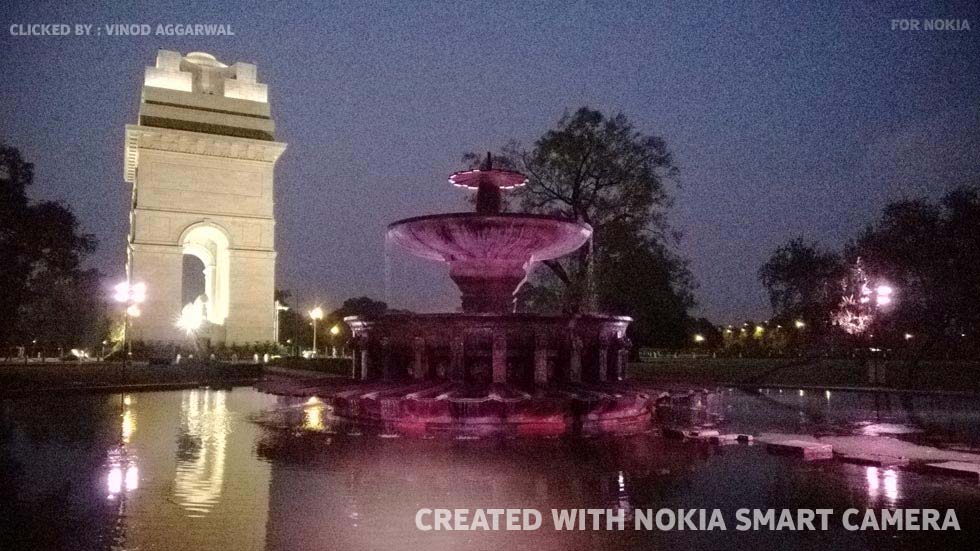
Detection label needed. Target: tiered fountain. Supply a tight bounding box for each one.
[276,155,653,437]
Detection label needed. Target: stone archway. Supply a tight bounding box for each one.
[179,222,231,326]
[124,50,286,345]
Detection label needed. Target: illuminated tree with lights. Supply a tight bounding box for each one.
[832,257,894,336]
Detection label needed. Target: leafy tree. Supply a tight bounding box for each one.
[328,296,392,320]
[758,237,845,330]
[273,292,400,354]
[849,186,980,353]
[0,143,102,351]
[758,184,980,359]
[465,108,695,347]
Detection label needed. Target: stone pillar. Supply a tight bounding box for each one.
[412,336,428,380]
[360,348,369,380]
[534,334,549,386]
[492,332,507,384]
[450,335,465,382]
[380,337,392,381]
[597,336,610,382]
[568,335,583,384]
[615,336,632,381]
[353,334,370,380]
[350,338,360,379]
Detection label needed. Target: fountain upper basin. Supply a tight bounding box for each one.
[387,212,592,263]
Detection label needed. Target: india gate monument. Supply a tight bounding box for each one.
[123,50,286,344]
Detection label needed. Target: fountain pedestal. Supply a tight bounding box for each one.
[449,259,528,313]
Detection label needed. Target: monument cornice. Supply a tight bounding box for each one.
[124,124,287,182]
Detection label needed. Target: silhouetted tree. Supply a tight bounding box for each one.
[759,237,845,330]
[464,108,695,347]
[0,143,103,351]
[758,184,980,359]
[848,185,980,355]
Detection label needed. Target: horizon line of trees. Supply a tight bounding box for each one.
[755,184,980,359]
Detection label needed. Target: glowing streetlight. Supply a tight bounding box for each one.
[175,301,203,335]
[114,281,147,370]
[904,333,913,341]
[693,334,706,344]
[794,320,806,329]
[329,323,342,357]
[309,307,324,357]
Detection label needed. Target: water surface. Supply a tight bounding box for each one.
[2,387,978,550]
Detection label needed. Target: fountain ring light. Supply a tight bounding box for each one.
[448,168,528,190]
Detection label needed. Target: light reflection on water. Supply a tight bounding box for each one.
[865,467,900,507]
[107,394,139,500]
[1,388,979,550]
[303,397,325,432]
[172,389,230,517]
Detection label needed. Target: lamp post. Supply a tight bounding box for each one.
[330,324,341,357]
[692,334,705,357]
[274,301,290,345]
[309,307,324,358]
[114,281,147,374]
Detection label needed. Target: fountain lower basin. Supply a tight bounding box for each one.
[387,213,592,313]
[263,379,654,438]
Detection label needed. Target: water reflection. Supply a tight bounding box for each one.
[722,387,980,444]
[303,397,325,432]
[3,388,980,550]
[865,466,901,507]
[108,394,139,500]
[173,389,230,517]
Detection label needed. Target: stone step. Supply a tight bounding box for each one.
[709,433,754,445]
[924,461,980,481]
[837,453,909,467]
[765,439,833,461]
[663,428,720,440]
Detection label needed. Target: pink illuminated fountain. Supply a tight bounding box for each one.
[388,154,591,313]
[263,155,652,437]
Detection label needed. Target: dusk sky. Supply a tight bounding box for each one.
[2,1,978,322]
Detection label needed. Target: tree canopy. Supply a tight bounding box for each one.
[0,143,104,352]
[758,237,844,330]
[465,107,695,347]
[760,184,980,356]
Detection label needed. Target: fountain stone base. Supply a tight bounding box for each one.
[285,312,647,437]
[345,312,632,385]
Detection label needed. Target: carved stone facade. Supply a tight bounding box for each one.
[124,50,286,344]
[345,313,632,386]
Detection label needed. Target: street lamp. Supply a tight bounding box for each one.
[114,281,147,372]
[309,307,324,357]
[794,320,806,329]
[329,324,341,357]
[274,301,290,345]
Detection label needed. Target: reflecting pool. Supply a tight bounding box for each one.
[1,387,978,550]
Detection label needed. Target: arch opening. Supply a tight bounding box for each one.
[179,223,231,328]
